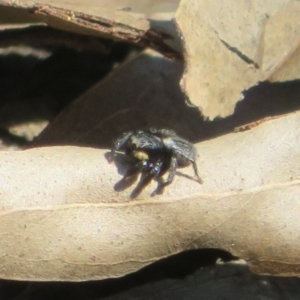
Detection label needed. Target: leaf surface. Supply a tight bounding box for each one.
[175,0,300,118]
[0,112,299,280]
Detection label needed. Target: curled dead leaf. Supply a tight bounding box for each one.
[0,0,181,59]
[175,0,300,118]
[32,50,204,148]
[0,112,300,280]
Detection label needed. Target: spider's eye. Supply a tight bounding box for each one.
[141,161,149,168]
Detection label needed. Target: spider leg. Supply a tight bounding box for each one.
[138,159,164,196]
[130,172,154,199]
[123,159,152,179]
[149,160,164,178]
[151,176,165,196]
[191,161,203,184]
[131,159,165,198]
[159,155,177,187]
[114,160,150,192]
[108,131,133,163]
[150,156,176,196]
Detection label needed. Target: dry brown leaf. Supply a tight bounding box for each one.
[0,0,181,58]
[0,111,299,281]
[32,50,204,148]
[175,0,300,118]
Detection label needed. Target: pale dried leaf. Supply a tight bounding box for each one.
[0,112,299,281]
[0,0,181,58]
[263,2,300,81]
[175,0,300,118]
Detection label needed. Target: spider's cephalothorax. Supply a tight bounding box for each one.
[108,128,203,197]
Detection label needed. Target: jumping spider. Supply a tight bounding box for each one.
[108,128,203,198]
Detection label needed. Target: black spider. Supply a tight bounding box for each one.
[108,128,203,198]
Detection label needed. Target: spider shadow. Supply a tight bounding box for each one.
[105,152,153,198]
[105,152,199,199]
[176,170,201,184]
[105,152,171,198]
